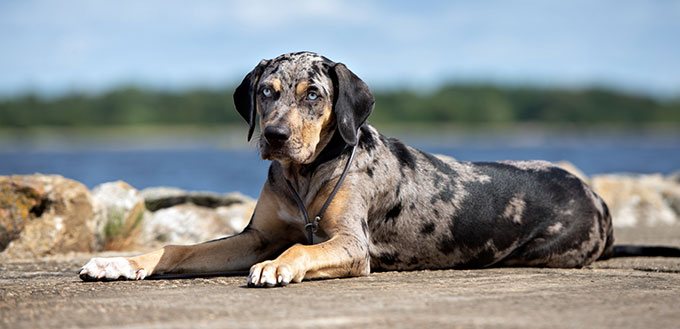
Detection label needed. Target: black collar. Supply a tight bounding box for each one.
[284,129,360,245]
[300,128,352,175]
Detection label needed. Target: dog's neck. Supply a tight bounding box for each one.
[280,126,351,184]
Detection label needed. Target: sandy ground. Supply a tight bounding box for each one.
[2,227,680,329]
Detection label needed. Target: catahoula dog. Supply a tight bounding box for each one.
[80,51,680,287]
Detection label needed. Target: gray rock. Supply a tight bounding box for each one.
[591,173,680,227]
[141,187,252,211]
[669,170,680,184]
[139,187,255,246]
[140,202,253,246]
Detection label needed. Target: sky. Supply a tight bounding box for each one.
[1,0,679,98]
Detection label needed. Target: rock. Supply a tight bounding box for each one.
[140,202,253,246]
[0,175,95,259]
[669,171,680,184]
[141,187,252,211]
[434,154,456,162]
[92,181,146,251]
[556,161,589,184]
[139,187,255,246]
[591,174,680,227]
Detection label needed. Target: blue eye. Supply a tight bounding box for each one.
[262,88,272,97]
[307,92,318,100]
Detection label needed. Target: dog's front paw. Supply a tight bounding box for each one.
[247,260,303,288]
[79,257,147,281]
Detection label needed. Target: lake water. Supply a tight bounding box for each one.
[1,131,679,198]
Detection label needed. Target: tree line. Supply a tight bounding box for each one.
[1,85,679,127]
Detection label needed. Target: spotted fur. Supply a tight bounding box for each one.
[79,52,617,287]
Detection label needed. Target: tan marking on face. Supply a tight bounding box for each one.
[300,104,335,163]
[296,81,309,96]
[286,107,303,135]
[272,78,281,92]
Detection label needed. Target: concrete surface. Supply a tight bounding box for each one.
[2,227,680,329]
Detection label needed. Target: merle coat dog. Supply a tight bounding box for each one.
[80,52,679,287]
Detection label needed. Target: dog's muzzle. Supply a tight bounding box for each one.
[263,125,291,146]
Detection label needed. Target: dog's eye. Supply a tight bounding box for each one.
[262,88,272,97]
[307,92,318,101]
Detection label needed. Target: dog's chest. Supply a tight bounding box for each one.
[277,207,305,226]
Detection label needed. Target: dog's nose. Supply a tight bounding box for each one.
[263,125,292,143]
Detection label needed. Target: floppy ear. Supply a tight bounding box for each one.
[330,63,375,146]
[233,59,269,141]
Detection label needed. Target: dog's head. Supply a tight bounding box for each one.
[234,52,374,164]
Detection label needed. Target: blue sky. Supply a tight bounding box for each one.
[1,0,679,98]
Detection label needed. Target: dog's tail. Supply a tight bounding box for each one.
[608,245,680,258]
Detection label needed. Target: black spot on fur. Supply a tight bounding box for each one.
[430,184,455,205]
[383,136,416,171]
[358,126,378,151]
[311,64,322,78]
[449,211,493,253]
[420,222,436,235]
[418,150,457,177]
[438,234,456,255]
[457,248,497,268]
[441,161,603,267]
[385,202,402,222]
[343,246,353,258]
[407,256,420,266]
[366,166,374,178]
[585,238,602,262]
[378,252,400,266]
[361,218,368,237]
[432,173,443,189]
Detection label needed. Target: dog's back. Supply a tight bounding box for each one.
[353,125,613,270]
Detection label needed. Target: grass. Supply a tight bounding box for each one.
[101,202,145,251]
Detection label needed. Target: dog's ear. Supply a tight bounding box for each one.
[233,59,269,141]
[330,63,375,146]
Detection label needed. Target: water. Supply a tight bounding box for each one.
[1,132,679,198]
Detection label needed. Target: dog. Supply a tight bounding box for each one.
[79,51,676,287]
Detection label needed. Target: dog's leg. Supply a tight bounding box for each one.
[247,186,370,287]
[79,229,270,280]
[247,235,369,287]
[79,188,296,281]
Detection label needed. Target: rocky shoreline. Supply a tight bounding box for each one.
[0,175,254,260]
[1,163,679,260]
